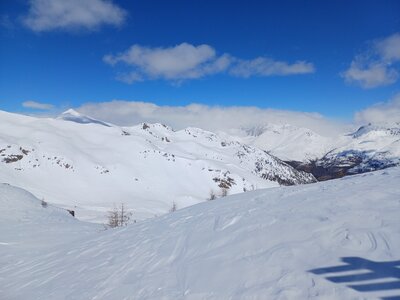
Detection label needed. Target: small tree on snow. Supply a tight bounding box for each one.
[169,201,177,212]
[108,207,119,228]
[107,203,132,228]
[208,190,217,201]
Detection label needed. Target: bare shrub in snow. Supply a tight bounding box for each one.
[169,201,177,212]
[107,203,132,228]
[41,199,48,208]
[243,184,256,192]
[208,190,217,201]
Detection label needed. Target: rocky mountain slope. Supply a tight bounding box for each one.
[241,122,400,180]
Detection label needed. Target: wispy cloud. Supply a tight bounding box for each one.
[355,93,400,125]
[229,57,315,77]
[22,100,54,110]
[22,0,127,32]
[104,43,315,83]
[342,33,400,88]
[75,100,344,136]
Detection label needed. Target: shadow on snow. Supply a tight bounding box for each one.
[309,257,400,300]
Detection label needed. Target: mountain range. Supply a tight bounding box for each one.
[240,122,400,180]
[0,110,315,222]
[1,109,399,221]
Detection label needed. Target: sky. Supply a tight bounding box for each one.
[0,0,400,129]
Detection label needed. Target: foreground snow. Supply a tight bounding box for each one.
[1,168,400,299]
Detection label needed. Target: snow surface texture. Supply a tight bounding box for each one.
[0,110,314,223]
[1,168,399,299]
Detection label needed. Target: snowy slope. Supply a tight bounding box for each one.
[241,123,338,161]
[241,122,400,179]
[295,123,400,180]
[0,183,100,254]
[0,110,314,222]
[321,123,400,173]
[57,108,112,127]
[1,168,399,299]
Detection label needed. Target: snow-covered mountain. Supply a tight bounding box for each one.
[57,108,112,127]
[0,110,315,222]
[305,124,400,180]
[241,123,337,161]
[1,168,399,299]
[241,122,400,180]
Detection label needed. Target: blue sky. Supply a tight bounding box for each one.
[0,0,400,121]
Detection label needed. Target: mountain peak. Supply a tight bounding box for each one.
[350,123,400,139]
[57,109,111,127]
[61,109,82,117]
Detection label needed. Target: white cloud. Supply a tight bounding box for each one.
[230,57,315,77]
[355,93,400,125]
[104,43,232,82]
[104,43,315,83]
[23,0,127,32]
[342,33,400,88]
[342,61,398,88]
[375,33,400,62]
[22,100,54,110]
[115,72,144,84]
[75,100,345,136]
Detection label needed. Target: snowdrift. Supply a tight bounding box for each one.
[1,168,399,299]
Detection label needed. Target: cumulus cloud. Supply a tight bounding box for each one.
[104,43,232,82]
[355,93,400,125]
[375,33,400,62]
[342,33,400,88]
[75,100,345,136]
[342,60,398,88]
[22,0,127,32]
[22,100,54,110]
[104,43,315,83]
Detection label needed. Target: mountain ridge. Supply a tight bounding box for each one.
[240,121,400,180]
[0,110,315,222]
